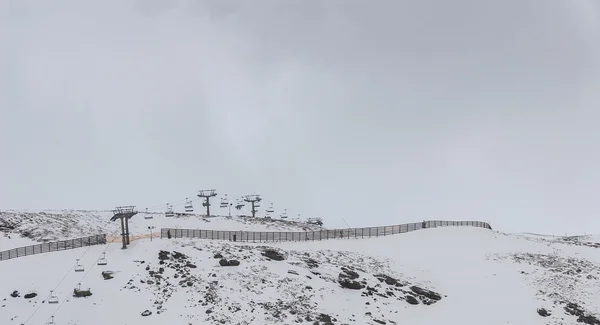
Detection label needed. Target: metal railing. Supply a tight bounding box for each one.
[0,234,107,261]
[160,220,492,242]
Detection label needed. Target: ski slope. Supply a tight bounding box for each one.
[1,223,599,325]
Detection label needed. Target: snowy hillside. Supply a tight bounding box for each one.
[1,224,600,325]
[0,209,322,250]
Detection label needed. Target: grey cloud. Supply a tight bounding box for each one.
[1,0,599,235]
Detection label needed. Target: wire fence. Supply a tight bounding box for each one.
[161,220,492,242]
[0,234,107,262]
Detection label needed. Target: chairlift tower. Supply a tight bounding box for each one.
[243,194,262,218]
[110,206,138,249]
[198,189,217,217]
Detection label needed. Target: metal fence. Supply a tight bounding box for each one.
[0,234,107,261]
[161,220,492,242]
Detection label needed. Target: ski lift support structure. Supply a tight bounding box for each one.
[243,194,262,218]
[198,189,217,217]
[110,206,138,249]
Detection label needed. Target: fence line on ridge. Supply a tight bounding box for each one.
[160,220,492,242]
[0,234,107,262]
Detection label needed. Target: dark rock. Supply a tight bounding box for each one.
[579,314,600,325]
[141,310,152,316]
[158,251,170,260]
[305,258,319,269]
[213,253,223,259]
[219,259,240,266]
[317,314,332,323]
[185,262,197,268]
[406,295,419,305]
[374,319,386,324]
[10,291,19,298]
[339,279,364,290]
[565,302,585,317]
[24,293,37,299]
[102,271,114,280]
[537,308,551,317]
[73,289,92,298]
[375,274,399,286]
[410,286,441,301]
[262,249,285,261]
[564,302,600,325]
[172,251,186,260]
[340,268,359,280]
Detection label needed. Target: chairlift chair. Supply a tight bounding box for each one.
[165,203,175,217]
[46,316,55,325]
[280,209,288,219]
[74,259,84,272]
[235,198,244,210]
[220,194,229,208]
[97,252,107,266]
[144,208,153,219]
[266,203,274,213]
[48,291,59,304]
[184,198,194,212]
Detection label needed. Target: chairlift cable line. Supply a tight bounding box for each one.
[21,219,112,325]
[42,242,115,325]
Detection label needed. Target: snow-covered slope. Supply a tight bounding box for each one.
[0,209,322,250]
[1,225,599,325]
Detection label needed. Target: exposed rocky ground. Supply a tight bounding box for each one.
[516,233,600,249]
[489,252,600,325]
[557,236,600,249]
[121,240,443,324]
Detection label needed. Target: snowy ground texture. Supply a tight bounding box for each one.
[0,209,322,250]
[1,212,600,325]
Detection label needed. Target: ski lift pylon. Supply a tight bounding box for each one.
[97,252,107,266]
[74,259,84,272]
[48,290,59,304]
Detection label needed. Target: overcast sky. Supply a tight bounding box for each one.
[1,0,599,235]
